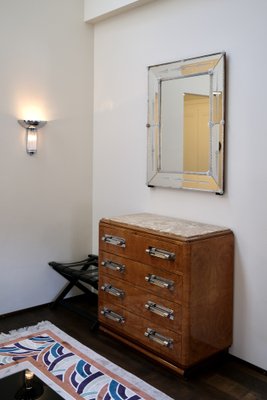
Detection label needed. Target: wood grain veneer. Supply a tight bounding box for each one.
[98,213,234,375]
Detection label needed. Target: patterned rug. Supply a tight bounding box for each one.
[0,321,172,400]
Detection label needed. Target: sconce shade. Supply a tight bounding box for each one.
[26,129,38,155]
[18,120,47,155]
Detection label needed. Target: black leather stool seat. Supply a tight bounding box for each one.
[49,256,98,288]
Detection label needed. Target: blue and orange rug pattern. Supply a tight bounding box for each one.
[0,322,172,400]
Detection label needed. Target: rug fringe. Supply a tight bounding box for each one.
[0,320,54,343]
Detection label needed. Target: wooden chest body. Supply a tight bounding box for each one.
[98,213,234,375]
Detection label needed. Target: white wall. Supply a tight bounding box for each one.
[84,0,155,22]
[92,0,267,370]
[0,0,94,314]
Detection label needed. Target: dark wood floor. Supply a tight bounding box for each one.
[1,295,267,400]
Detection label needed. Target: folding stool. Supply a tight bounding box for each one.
[48,254,98,329]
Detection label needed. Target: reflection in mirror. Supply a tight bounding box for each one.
[147,52,225,194]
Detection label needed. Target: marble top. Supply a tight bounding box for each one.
[104,213,230,239]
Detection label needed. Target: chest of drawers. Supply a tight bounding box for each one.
[98,213,234,375]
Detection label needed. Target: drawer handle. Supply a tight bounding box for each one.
[145,274,174,290]
[100,308,125,324]
[101,284,125,298]
[102,234,126,248]
[145,247,175,260]
[145,301,174,320]
[144,328,173,348]
[101,260,125,273]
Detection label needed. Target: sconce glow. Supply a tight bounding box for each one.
[25,369,34,380]
[18,120,47,155]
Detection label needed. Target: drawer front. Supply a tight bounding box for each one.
[99,222,186,274]
[98,300,182,363]
[99,274,182,333]
[99,251,183,304]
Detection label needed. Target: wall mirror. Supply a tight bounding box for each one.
[147,52,225,194]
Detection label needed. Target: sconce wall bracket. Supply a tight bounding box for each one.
[18,120,47,130]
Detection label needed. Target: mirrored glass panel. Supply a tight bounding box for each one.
[147,52,225,194]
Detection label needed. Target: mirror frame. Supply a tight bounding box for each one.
[147,52,226,194]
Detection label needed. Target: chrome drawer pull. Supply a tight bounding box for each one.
[101,284,125,298]
[145,301,174,320]
[145,246,175,260]
[144,328,173,348]
[101,260,125,273]
[100,308,125,324]
[145,274,174,290]
[102,234,126,248]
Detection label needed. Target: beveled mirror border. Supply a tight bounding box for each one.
[147,52,226,194]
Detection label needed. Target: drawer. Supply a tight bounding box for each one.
[99,274,182,333]
[98,300,182,364]
[99,251,183,304]
[99,222,187,274]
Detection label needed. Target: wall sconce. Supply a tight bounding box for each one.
[18,120,47,155]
